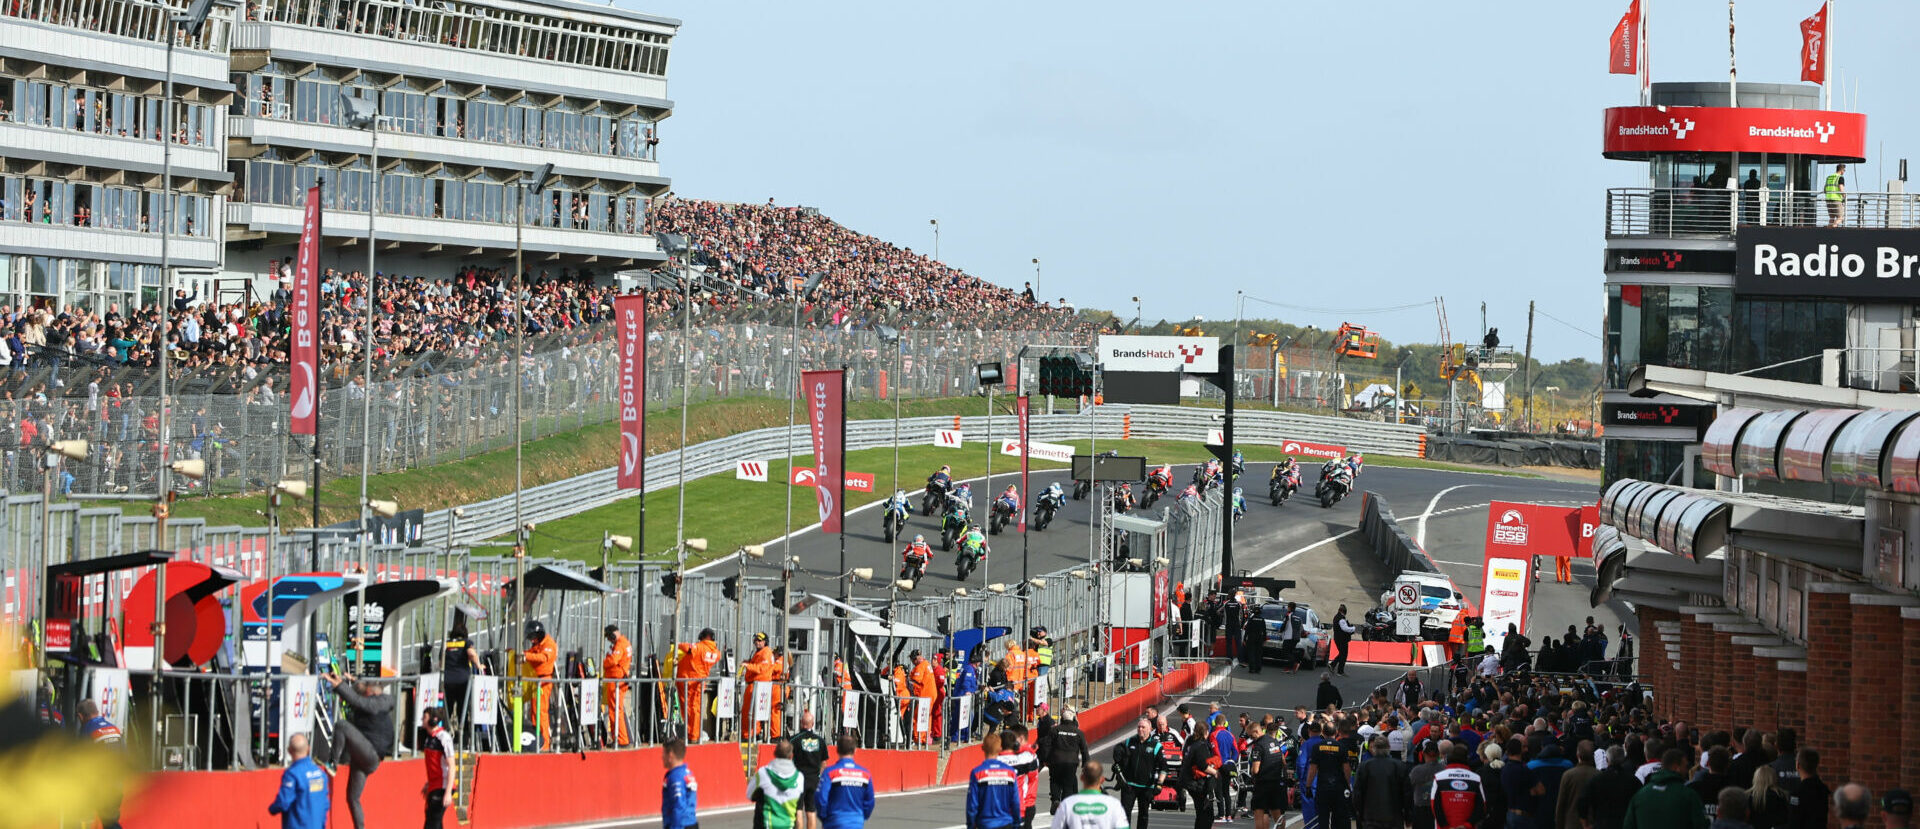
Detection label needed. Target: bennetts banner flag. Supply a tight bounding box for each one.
[289,185,322,435]
[614,294,645,490]
[802,370,846,534]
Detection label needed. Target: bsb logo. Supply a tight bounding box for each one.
[1492,509,1530,546]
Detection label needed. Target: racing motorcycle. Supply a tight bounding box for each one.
[941,504,971,552]
[1269,464,1301,506]
[1359,605,1398,641]
[882,491,911,542]
[1141,466,1173,509]
[955,530,988,581]
[922,478,952,516]
[1231,487,1246,523]
[1316,459,1354,508]
[1031,486,1063,531]
[989,494,1018,535]
[899,545,931,587]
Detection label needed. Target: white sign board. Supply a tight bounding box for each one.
[1422,644,1449,667]
[415,673,441,722]
[1000,439,1075,464]
[280,674,317,739]
[469,676,500,726]
[1032,674,1050,709]
[715,677,737,719]
[957,694,974,731]
[1206,428,1224,446]
[914,697,932,734]
[736,460,770,482]
[1481,556,1532,653]
[1395,612,1423,638]
[752,681,773,723]
[1062,664,1074,701]
[1097,335,1220,373]
[579,680,599,726]
[886,700,903,744]
[842,691,860,729]
[934,429,964,448]
[90,668,132,730]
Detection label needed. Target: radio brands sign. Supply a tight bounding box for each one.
[1736,228,1920,300]
[1097,335,1220,373]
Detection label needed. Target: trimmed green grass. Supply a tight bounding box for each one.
[509,437,1536,564]
[165,395,996,529]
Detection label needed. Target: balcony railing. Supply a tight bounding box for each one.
[1607,187,1920,237]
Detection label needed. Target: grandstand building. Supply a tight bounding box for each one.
[221,0,676,293]
[1,0,237,310]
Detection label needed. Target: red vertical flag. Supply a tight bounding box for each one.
[1016,395,1030,533]
[614,294,646,490]
[802,369,846,534]
[1799,2,1829,84]
[1608,0,1641,75]
[288,185,322,435]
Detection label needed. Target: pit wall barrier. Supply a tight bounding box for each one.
[119,661,1210,829]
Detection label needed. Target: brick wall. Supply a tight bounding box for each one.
[1905,607,1920,790]
[1679,615,1710,727]
[1637,607,1681,721]
[1850,595,1918,796]
[1806,584,1866,782]
[1776,661,1807,734]
[1730,642,1759,734]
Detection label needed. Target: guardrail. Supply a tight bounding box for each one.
[1607,186,1920,237]
[432,404,1428,544]
[1357,491,1441,577]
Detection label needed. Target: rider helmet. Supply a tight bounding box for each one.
[914,534,925,543]
[940,465,951,473]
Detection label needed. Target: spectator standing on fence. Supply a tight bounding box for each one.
[320,672,393,829]
[662,737,700,829]
[269,734,330,829]
[421,706,455,829]
[791,711,830,829]
[817,734,875,829]
[749,738,805,829]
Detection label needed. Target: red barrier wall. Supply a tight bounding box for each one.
[121,663,1216,829]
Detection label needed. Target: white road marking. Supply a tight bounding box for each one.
[1413,485,1475,548]
[1249,530,1360,577]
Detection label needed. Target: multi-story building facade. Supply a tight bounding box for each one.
[223,0,676,288]
[1,0,236,310]
[1600,81,1903,499]
[1,0,674,312]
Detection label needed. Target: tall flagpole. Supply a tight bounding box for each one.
[1640,0,1652,105]
[1824,1,1834,110]
[1727,1,1737,108]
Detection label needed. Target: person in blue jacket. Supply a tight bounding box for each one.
[268,734,330,829]
[950,652,981,741]
[1212,713,1240,818]
[817,734,876,828]
[662,737,700,829]
[1295,720,1324,828]
[966,732,1022,829]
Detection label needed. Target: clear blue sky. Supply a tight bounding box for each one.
[641,0,1920,362]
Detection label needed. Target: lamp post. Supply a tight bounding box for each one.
[512,163,557,557]
[878,326,902,496]
[929,219,939,261]
[675,245,694,563]
[975,362,1003,589]
[600,532,634,663]
[351,497,399,674]
[666,538,708,653]
[732,544,767,694]
[341,91,393,641]
[1031,258,1040,301]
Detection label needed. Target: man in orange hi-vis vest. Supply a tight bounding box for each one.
[522,621,559,751]
[673,628,722,742]
[908,650,937,745]
[601,624,633,747]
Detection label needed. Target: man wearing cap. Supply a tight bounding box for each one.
[909,650,938,745]
[1882,789,1912,829]
[744,632,780,741]
[522,620,558,751]
[674,628,723,743]
[1044,706,1090,814]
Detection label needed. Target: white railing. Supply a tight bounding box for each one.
[1607,187,1920,237]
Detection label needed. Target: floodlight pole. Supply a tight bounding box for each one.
[1202,345,1238,579]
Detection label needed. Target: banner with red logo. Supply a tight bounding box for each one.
[802,369,846,534]
[1799,2,1828,84]
[787,468,873,493]
[1578,504,1601,558]
[288,185,322,435]
[1017,395,1029,533]
[1280,439,1347,461]
[1603,106,1866,160]
[1484,501,1584,557]
[1609,0,1640,75]
[615,294,645,490]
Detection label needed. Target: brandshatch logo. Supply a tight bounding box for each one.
[1612,406,1682,424]
[1616,252,1683,270]
[1670,118,1695,139]
[1176,344,1207,364]
[1492,509,1530,546]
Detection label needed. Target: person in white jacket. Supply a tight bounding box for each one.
[748,738,806,829]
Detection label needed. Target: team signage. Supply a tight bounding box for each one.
[735,460,769,482]
[1603,106,1866,160]
[1484,501,1584,558]
[1603,248,1736,274]
[801,370,847,533]
[615,295,646,490]
[933,429,963,448]
[1097,335,1220,373]
[1479,558,1531,654]
[1736,227,1920,299]
[289,184,323,435]
[788,467,875,493]
[1001,439,1073,464]
[1280,439,1347,461]
[1602,402,1714,432]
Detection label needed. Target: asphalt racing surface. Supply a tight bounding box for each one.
[610,461,1628,829]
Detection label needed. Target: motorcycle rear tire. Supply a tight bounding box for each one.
[884,522,896,543]
[1270,488,1283,507]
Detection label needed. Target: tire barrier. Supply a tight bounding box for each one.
[1423,434,1601,469]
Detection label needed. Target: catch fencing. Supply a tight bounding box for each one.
[0,323,1086,498]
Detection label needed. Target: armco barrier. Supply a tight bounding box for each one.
[122,661,1212,829]
[1358,491,1443,576]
